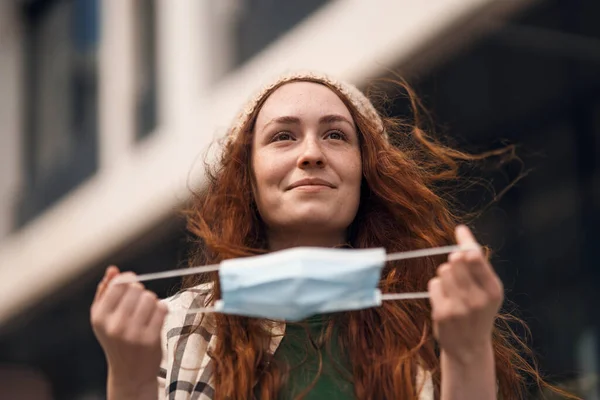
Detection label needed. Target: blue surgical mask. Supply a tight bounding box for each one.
[214,247,387,321]
[122,244,468,319]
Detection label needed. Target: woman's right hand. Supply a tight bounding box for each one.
[90,266,168,399]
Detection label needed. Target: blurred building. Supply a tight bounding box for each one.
[0,0,598,398]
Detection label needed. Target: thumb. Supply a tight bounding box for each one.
[104,265,121,283]
[94,266,121,302]
[455,225,479,249]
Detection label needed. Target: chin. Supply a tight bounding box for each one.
[291,211,351,230]
[263,202,357,232]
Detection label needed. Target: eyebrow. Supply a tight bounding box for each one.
[262,114,355,131]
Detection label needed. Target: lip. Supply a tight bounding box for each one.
[287,178,335,190]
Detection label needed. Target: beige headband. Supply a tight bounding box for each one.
[227,71,386,144]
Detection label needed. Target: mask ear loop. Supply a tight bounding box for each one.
[378,243,481,302]
[113,244,479,286]
[121,244,480,315]
[165,293,434,316]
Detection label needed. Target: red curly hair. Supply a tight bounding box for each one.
[183,77,577,399]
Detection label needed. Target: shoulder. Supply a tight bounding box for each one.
[159,283,217,396]
[161,282,216,337]
[162,282,214,310]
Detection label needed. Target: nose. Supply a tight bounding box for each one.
[297,136,326,169]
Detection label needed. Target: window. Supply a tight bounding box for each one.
[18,0,100,224]
[135,0,157,140]
[232,0,330,67]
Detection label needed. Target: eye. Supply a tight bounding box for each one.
[272,131,295,142]
[325,130,346,141]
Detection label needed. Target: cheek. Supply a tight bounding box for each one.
[332,152,362,209]
[348,156,363,208]
[252,158,287,226]
[347,154,363,190]
[252,155,281,201]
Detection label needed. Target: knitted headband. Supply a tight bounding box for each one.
[226,71,386,144]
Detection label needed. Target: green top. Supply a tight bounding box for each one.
[273,315,355,399]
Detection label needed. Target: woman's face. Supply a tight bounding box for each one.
[252,81,362,238]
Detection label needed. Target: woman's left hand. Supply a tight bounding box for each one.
[428,225,504,364]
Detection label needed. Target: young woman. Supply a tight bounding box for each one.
[91,71,574,399]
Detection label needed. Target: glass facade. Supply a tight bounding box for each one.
[232,0,330,67]
[18,0,100,225]
[135,0,157,140]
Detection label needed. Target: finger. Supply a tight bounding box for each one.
[460,248,502,296]
[437,263,460,297]
[453,225,494,287]
[97,272,141,315]
[455,225,479,249]
[94,277,107,304]
[427,277,446,315]
[447,253,474,291]
[131,290,159,327]
[95,278,129,315]
[464,249,489,285]
[94,266,120,303]
[112,282,145,324]
[108,270,142,288]
[455,228,504,300]
[110,270,140,286]
[105,266,121,282]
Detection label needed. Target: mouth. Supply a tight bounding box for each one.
[287,178,335,190]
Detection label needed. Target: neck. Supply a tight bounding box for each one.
[266,229,347,252]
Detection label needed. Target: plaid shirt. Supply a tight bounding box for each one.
[157,284,434,400]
